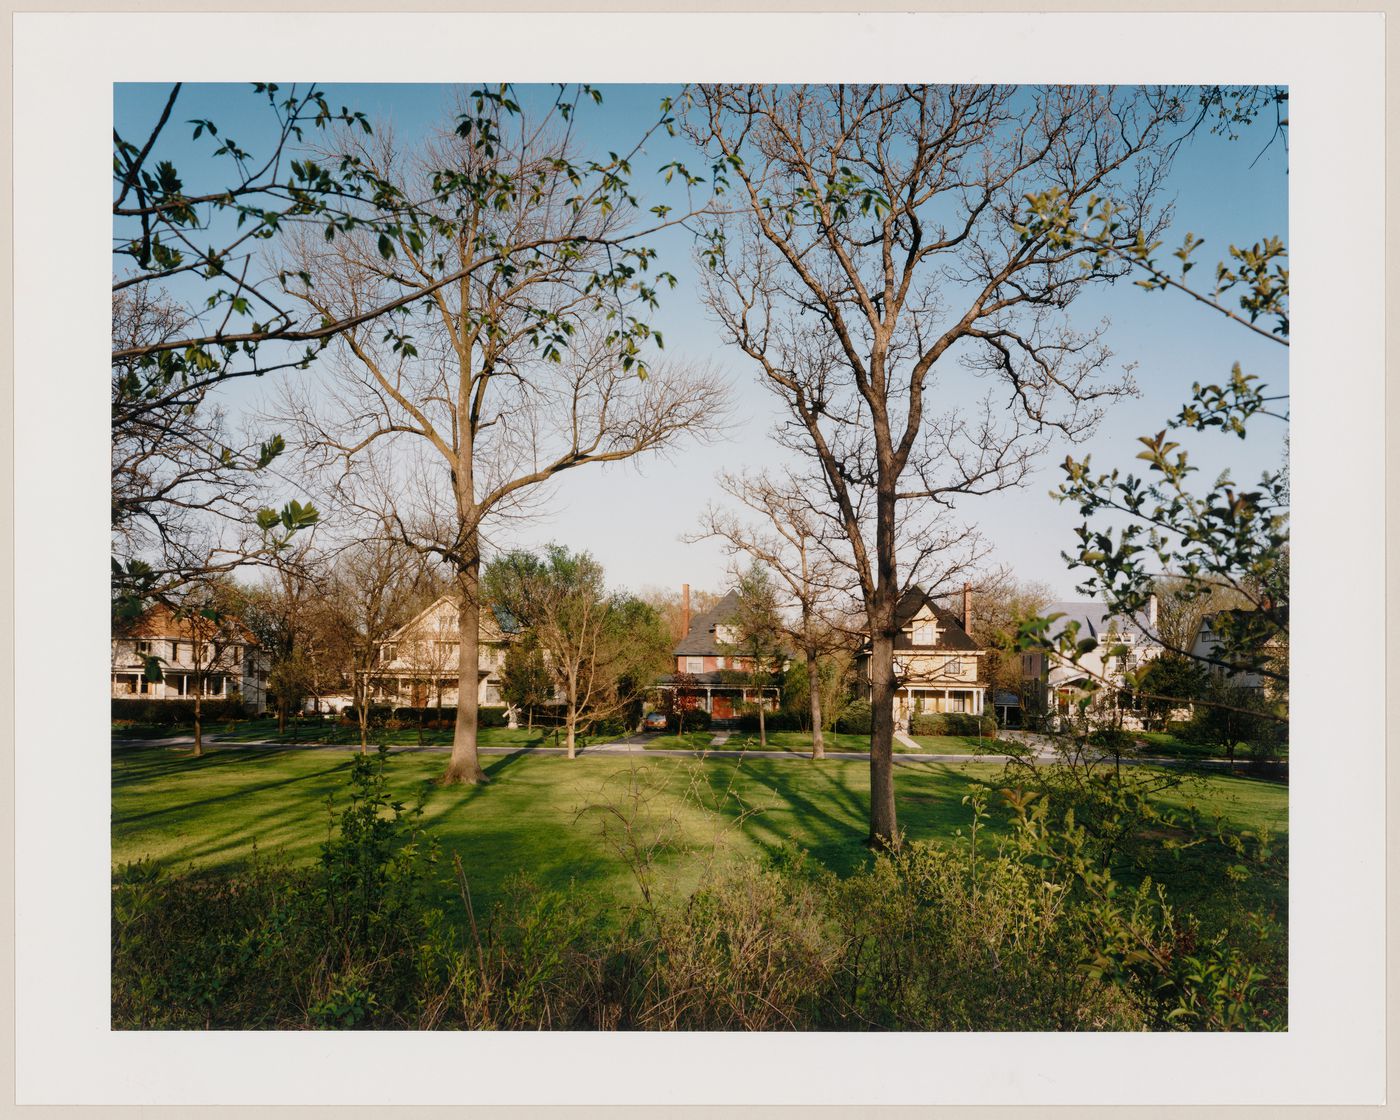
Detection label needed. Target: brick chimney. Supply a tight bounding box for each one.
[681,583,691,637]
[962,583,973,634]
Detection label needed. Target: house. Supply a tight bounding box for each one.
[855,585,987,728]
[111,603,269,711]
[368,595,514,709]
[655,588,783,722]
[1018,597,1163,725]
[1190,609,1286,695]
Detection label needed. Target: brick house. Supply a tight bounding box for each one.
[111,603,269,711]
[656,589,782,723]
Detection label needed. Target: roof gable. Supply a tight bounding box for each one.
[890,587,980,652]
[674,590,743,656]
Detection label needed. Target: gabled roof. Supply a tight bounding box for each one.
[386,594,516,644]
[114,603,258,646]
[1044,601,1154,644]
[674,591,743,656]
[891,587,981,653]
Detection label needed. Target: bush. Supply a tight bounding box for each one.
[111,698,250,725]
[834,699,871,735]
[342,706,394,728]
[668,707,711,733]
[734,710,799,733]
[910,712,946,736]
[478,706,509,729]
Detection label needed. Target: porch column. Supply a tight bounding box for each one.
[705,687,712,713]
[942,689,949,713]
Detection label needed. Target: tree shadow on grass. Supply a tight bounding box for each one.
[112,755,353,826]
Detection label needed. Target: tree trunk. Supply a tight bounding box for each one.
[807,648,825,760]
[757,685,767,748]
[192,686,203,758]
[277,699,286,735]
[867,626,898,849]
[357,664,370,755]
[443,559,488,784]
[564,711,577,759]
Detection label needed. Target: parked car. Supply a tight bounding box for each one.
[642,711,668,732]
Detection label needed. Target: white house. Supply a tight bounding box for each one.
[111,604,269,711]
[368,595,514,708]
[1018,597,1163,727]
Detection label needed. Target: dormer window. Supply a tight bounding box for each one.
[686,657,703,673]
[911,619,940,645]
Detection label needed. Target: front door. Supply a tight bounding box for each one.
[711,695,734,719]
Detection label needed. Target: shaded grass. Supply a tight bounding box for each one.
[113,746,1287,921]
[641,730,871,754]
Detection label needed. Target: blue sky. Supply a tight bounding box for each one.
[115,83,1288,601]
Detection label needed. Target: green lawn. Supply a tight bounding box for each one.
[115,719,605,750]
[112,745,1287,919]
[642,729,871,753]
[907,734,1008,755]
[1132,730,1288,764]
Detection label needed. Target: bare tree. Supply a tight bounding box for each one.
[170,579,250,758]
[690,470,849,758]
[319,529,430,753]
[278,102,728,784]
[637,585,721,646]
[684,85,1177,845]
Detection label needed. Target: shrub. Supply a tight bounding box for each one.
[478,706,509,729]
[668,707,711,732]
[735,710,799,733]
[910,712,946,736]
[111,698,250,725]
[834,699,871,735]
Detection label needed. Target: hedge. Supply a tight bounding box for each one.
[734,710,801,733]
[112,698,250,725]
[668,708,712,732]
[346,705,510,729]
[909,711,996,737]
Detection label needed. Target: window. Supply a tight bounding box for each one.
[943,659,962,675]
[135,640,152,655]
[912,620,938,645]
[686,657,703,673]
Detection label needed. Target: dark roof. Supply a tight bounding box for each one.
[889,587,981,653]
[673,591,743,656]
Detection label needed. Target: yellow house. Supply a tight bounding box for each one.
[857,586,986,726]
[369,595,515,708]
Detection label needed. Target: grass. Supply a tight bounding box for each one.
[907,734,1007,755]
[642,729,872,753]
[112,744,1288,920]
[114,718,611,750]
[1133,730,1288,764]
